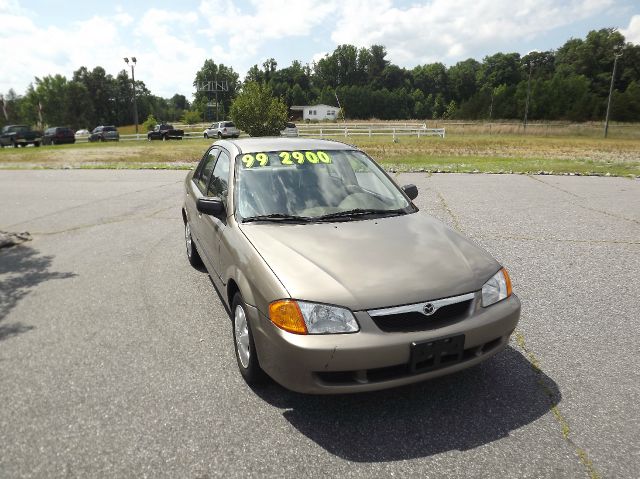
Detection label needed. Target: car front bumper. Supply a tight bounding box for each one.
[249,293,521,394]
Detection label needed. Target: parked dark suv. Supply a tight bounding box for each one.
[43,127,76,145]
[88,126,120,142]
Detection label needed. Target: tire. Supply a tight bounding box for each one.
[204,133,209,139]
[51,139,56,146]
[13,140,18,148]
[162,135,166,141]
[232,292,265,385]
[184,220,203,268]
[34,142,40,147]
[217,132,222,139]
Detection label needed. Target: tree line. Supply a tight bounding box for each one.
[0,66,191,130]
[1,27,638,131]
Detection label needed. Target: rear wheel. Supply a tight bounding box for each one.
[184,221,203,268]
[217,132,222,139]
[232,293,264,385]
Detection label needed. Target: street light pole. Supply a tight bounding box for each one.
[523,61,533,132]
[604,51,622,139]
[124,57,139,134]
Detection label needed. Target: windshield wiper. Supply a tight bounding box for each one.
[317,208,407,221]
[242,213,314,223]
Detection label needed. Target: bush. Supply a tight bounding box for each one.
[230,82,288,136]
[142,114,157,132]
[182,110,202,125]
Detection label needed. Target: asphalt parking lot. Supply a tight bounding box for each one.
[0,170,638,478]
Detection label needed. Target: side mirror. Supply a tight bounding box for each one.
[197,197,225,217]
[402,184,418,200]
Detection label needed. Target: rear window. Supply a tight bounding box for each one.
[223,122,235,128]
[104,126,117,132]
[285,122,296,128]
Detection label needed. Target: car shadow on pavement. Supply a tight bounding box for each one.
[252,346,560,462]
[0,244,76,341]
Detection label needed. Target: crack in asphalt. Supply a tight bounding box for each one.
[528,176,639,225]
[432,188,463,232]
[5,180,182,230]
[476,234,640,246]
[514,331,601,479]
[29,205,178,236]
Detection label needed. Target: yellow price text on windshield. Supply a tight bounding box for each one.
[241,153,269,168]
[241,151,333,168]
[278,151,332,166]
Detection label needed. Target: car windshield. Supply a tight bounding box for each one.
[235,149,412,221]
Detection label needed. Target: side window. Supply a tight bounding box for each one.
[207,150,231,202]
[196,148,219,194]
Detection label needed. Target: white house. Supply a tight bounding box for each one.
[290,104,340,121]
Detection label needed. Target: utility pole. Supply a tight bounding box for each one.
[124,57,139,134]
[604,51,623,138]
[523,61,533,131]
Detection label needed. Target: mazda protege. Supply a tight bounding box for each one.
[182,137,521,394]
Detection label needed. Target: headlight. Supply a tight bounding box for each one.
[269,300,359,334]
[481,268,513,307]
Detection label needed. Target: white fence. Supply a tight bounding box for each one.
[74,123,446,142]
[296,123,445,139]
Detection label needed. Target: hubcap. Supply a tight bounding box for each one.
[234,305,250,368]
[185,222,193,257]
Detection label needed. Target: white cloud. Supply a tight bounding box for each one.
[330,0,614,66]
[0,6,205,98]
[621,14,640,44]
[197,0,339,72]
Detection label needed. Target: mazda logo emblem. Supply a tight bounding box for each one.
[423,303,436,316]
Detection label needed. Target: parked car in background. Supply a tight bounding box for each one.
[203,121,240,139]
[88,126,119,142]
[42,127,75,145]
[182,137,521,394]
[0,125,41,147]
[281,122,299,137]
[147,124,184,141]
[75,129,90,137]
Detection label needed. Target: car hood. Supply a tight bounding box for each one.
[239,213,500,311]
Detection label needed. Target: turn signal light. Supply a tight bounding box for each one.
[269,300,308,334]
[502,267,513,297]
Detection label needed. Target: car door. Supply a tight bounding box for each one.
[186,146,220,270]
[200,148,231,281]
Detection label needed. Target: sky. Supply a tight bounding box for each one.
[1,0,639,99]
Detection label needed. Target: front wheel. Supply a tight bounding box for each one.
[204,133,209,139]
[184,221,202,268]
[217,132,222,139]
[232,293,265,385]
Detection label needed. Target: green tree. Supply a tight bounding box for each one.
[192,59,240,122]
[182,110,202,125]
[230,82,288,136]
[142,114,158,132]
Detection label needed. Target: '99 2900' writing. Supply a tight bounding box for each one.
[241,151,333,168]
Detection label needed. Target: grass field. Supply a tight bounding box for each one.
[1,134,639,177]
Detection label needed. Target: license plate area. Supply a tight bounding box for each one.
[410,334,465,374]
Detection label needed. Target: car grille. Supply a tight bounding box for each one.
[370,298,473,332]
[372,301,471,332]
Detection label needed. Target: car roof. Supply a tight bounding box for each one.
[225,137,357,154]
